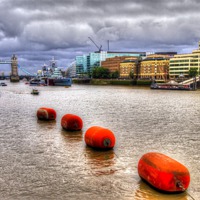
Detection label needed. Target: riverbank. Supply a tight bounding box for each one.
[73,78,200,88]
[72,78,153,86]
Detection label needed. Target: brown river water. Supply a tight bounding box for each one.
[0,80,199,200]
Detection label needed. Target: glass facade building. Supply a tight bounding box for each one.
[76,55,87,75]
[76,51,146,76]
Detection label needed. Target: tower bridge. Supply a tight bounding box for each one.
[0,55,36,82]
[0,55,19,82]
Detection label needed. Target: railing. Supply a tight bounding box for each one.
[179,76,200,85]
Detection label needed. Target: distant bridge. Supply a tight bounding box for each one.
[0,55,19,81]
[0,60,12,64]
[0,55,36,81]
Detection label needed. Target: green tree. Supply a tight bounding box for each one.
[188,67,198,90]
[129,71,134,79]
[188,67,198,77]
[92,67,110,79]
[111,71,119,79]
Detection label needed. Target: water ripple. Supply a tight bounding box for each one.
[0,82,199,199]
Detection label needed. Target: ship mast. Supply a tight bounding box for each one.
[50,57,57,69]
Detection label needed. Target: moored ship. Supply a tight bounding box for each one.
[150,80,191,90]
[40,57,72,87]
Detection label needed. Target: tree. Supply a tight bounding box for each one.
[188,67,198,78]
[92,67,110,79]
[111,71,119,79]
[129,71,134,79]
[188,67,198,90]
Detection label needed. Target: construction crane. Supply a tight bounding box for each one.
[88,37,102,52]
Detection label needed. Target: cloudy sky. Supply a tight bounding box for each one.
[0,0,200,75]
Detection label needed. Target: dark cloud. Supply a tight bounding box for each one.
[0,0,200,74]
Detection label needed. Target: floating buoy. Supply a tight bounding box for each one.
[61,114,83,131]
[84,126,116,149]
[138,152,190,193]
[37,107,56,120]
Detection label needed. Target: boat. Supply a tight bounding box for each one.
[30,58,72,87]
[0,82,7,86]
[47,67,72,86]
[29,78,46,86]
[44,58,72,87]
[150,80,192,90]
[31,88,39,95]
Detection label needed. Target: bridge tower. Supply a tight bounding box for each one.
[10,54,20,82]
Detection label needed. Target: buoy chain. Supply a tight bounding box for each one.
[36,110,193,197]
[176,181,185,191]
[103,138,111,147]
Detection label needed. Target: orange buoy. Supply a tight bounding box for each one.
[138,152,190,193]
[84,126,116,149]
[37,107,56,120]
[61,114,83,131]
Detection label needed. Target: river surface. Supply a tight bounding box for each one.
[0,80,199,200]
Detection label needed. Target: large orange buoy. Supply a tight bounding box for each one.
[61,114,83,131]
[84,126,116,149]
[37,107,56,120]
[138,152,190,193]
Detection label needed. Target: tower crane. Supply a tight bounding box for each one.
[88,37,102,52]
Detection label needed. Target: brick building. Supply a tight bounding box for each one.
[139,54,170,80]
[120,57,139,79]
[101,56,136,73]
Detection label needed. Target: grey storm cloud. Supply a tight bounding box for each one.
[0,0,200,74]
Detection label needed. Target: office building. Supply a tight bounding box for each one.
[169,42,200,79]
